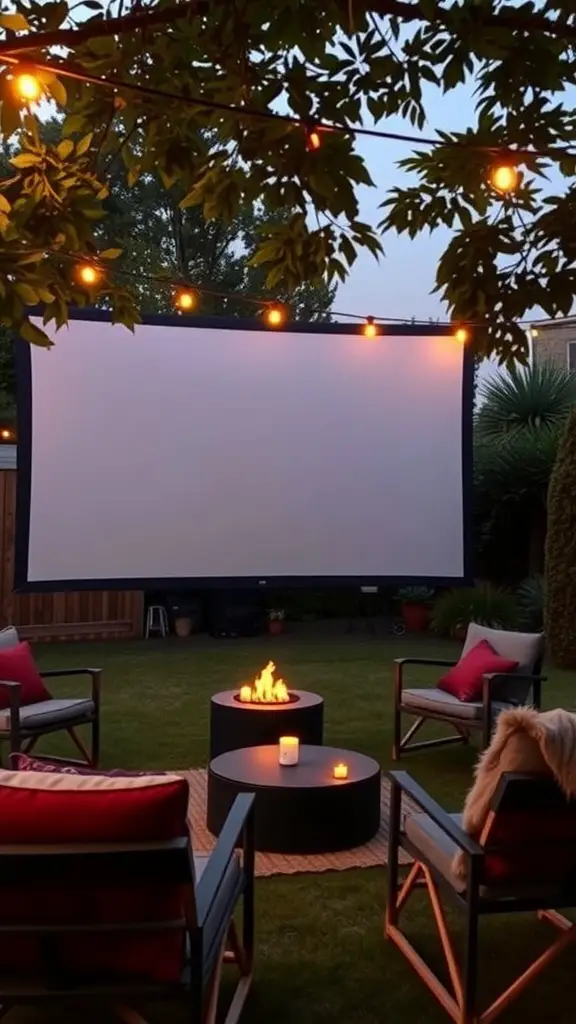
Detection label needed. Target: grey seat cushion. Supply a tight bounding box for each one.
[402,687,512,722]
[405,812,564,902]
[194,851,244,979]
[0,698,95,733]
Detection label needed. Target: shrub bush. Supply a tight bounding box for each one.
[545,409,576,666]
[430,583,520,638]
[516,575,544,632]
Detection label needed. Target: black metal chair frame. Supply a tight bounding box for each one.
[386,770,576,1024]
[0,667,101,768]
[392,656,545,760]
[0,792,255,1024]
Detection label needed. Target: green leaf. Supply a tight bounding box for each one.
[10,152,42,168]
[100,248,122,259]
[47,76,67,107]
[62,113,86,137]
[0,193,10,214]
[56,139,74,159]
[76,132,93,157]
[0,12,29,30]
[0,100,21,140]
[20,319,53,347]
[14,282,39,305]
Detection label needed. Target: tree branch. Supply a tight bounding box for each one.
[0,1,207,57]
[0,0,573,58]
[365,0,576,39]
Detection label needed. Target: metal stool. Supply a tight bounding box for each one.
[145,604,169,638]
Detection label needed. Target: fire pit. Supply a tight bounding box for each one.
[209,661,324,759]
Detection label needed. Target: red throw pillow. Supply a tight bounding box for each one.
[438,639,518,702]
[0,642,51,709]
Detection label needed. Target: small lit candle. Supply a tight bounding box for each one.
[333,762,348,780]
[279,736,299,766]
[239,685,252,703]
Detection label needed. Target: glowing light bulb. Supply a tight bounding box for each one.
[454,327,469,343]
[76,263,101,287]
[11,72,42,104]
[1,429,12,440]
[489,164,519,194]
[264,305,287,329]
[175,289,198,312]
[362,317,378,338]
[307,128,322,151]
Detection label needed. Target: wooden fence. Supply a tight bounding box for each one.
[0,469,144,641]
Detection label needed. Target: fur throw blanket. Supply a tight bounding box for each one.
[453,706,576,879]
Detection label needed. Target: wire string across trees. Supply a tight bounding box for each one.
[0,0,573,355]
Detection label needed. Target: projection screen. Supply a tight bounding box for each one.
[14,312,473,591]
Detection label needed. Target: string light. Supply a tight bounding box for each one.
[454,327,469,343]
[362,316,378,338]
[75,262,102,287]
[9,70,42,104]
[306,126,322,151]
[174,288,199,312]
[263,304,288,328]
[1,55,574,162]
[489,164,520,194]
[0,429,12,440]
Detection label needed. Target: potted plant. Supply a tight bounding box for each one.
[395,586,435,633]
[267,609,285,635]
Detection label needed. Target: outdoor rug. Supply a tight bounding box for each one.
[182,769,416,878]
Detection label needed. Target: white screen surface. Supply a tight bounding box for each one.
[21,318,468,584]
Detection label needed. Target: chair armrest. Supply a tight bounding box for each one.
[195,793,255,926]
[394,658,458,668]
[482,672,546,707]
[0,680,21,714]
[394,657,457,702]
[388,770,483,857]
[40,668,102,706]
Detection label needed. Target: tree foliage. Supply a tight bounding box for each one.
[545,409,576,667]
[99,158,335,319]
[0,1,574,355]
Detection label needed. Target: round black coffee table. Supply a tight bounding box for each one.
[207,744,381,854]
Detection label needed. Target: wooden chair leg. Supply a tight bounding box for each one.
[67,727,92,764]
[91,712,100,767]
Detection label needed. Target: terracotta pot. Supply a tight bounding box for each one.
[175,616,192,638]
[400,603,430,633]
[268,620,284,636]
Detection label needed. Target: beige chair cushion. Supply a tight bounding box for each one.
[462,623,544,675]
[402,687,511,722]
[0,626,19,651]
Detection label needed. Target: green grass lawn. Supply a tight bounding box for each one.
[9,627,576,1023]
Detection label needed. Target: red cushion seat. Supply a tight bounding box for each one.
[0,768,190,982]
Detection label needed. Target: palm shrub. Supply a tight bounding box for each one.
[474,362,576,575]
[430,583,520,638]
[545,409,576,666]
[516,575,545,631]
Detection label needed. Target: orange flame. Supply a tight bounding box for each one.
[239,661,289,703]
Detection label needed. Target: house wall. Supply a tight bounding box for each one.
[532,321,576,370]
[0,468,144,641]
